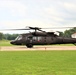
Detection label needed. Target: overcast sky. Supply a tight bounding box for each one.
[0,0,76,33]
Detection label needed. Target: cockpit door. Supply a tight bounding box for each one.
[26,36,33,44]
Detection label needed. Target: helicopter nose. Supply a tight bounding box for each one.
[10,40,15,45]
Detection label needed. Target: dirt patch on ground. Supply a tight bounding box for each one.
[0,46,76,51]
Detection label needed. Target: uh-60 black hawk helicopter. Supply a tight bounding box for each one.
[8,26,76,48]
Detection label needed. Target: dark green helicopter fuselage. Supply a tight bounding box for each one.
[10,32,76,48]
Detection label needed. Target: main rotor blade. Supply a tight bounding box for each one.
[0,28,30,31]
[0,26,76,31]
[41,27,76,29]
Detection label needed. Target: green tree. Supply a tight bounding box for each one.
[58,31,64,36]
[0,32,4,40]
[4,34,19,40]
[64,27,76,38]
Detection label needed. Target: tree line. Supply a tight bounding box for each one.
[59,27,76,38]
[0,33,19,40]
[0,27,76,40]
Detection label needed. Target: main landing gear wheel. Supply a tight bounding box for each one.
[26,44,33,48]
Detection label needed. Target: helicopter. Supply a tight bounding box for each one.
[8,26,76,48]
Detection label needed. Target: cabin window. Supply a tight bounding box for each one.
[38,37,41,41]
[33,37,37,41]
[33,36,42,41]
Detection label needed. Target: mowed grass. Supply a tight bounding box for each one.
[0,51,76,75]
[0,40,13,46]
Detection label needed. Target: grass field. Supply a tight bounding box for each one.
[0,51,76,75]
[0,40,12,46]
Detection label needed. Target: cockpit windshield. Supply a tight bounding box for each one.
[15,35,22,40]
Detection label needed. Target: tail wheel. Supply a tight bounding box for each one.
[26,44,33,48]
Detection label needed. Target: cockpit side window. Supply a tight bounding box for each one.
[15,35,22,40]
